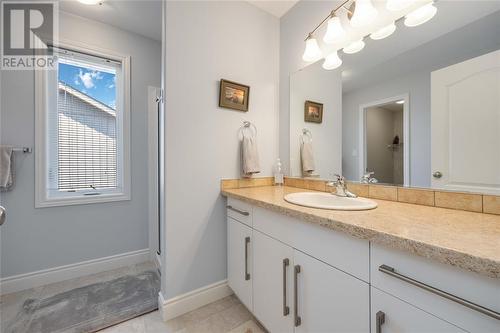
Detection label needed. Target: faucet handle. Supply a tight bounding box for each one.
[333,174,345,185]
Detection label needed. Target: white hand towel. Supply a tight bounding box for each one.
[0,145,14,191]
[241,133,260,178]
[301,141,315,175]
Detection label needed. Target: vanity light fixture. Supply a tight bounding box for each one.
[301,0,438,68]
[370,22,396,40]
[323,14,346,44]
[386,0,413,12]
[343,40,365,54]
[77,0,102,5]
[404,2,437,27]
[322,51,343,70]
[350,0,378,28]
[396,100,405,104]
[302,34,323,62]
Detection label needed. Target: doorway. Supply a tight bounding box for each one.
[359,95,409,186]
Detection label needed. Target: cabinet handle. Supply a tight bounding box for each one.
[376,311,385,333]
[294,265,302,327]
[244,237,250,280]
[227,205,250,216]
[379,264,500,321]
[283,258,290,316]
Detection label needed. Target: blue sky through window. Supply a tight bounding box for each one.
[58,62,116,109]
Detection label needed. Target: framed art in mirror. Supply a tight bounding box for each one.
[304,100,323,123]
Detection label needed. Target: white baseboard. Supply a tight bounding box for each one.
[159,280,233,321]
[0,248,150,295]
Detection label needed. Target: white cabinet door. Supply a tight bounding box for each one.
[253,230,294,333]
[228,217,252,310]
[371,288,466,333]
[294,250,369,333]
[431,49,500,194]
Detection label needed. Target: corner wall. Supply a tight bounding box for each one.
[0,12,161,279]
[163,1,279,299]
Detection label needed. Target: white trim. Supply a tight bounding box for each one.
[35,39,131,208]
[148,86,161,261]
[0,249,149,295]
[158,280,233,321]
[358,94,410,186]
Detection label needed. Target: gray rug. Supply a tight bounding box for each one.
[5,270,160,333]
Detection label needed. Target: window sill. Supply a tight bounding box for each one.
[35,192,131,208]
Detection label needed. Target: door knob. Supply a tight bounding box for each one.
[432,171,442,179]
[0,206,5,226]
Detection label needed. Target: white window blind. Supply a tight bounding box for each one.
[47,48,123,194]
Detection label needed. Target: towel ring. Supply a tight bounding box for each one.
[300,128,312,144]
[239,121,257,140]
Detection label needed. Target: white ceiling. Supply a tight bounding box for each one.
[59,0,162,41]
[247,0,298,17]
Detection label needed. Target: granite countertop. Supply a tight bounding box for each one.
[222,186,500,279]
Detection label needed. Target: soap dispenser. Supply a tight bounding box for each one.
[274,158,284,185]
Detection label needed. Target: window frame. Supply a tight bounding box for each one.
[35,40,131,208]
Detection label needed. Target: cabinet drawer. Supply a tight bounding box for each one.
[371,243,500,332]
[227,198,252,227]
[253,206,369,282]
[371,287,465,333]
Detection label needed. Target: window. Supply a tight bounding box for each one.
[36,44,130,207]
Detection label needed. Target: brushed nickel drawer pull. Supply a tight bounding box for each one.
[244,237,250,280]
[294,265,302,327]
[379,264,500,321]
[376,311,385,333]
[227,205,250,216]
[283,258,290,316]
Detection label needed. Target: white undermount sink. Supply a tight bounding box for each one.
[284,192,377,211]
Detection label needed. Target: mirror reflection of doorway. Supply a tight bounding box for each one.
[359,95,409,186]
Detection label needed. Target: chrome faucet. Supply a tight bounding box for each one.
[327,174,357,198]
[361,171,378,184]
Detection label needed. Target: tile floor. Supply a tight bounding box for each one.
[0,262,265,333]
[98,296,265,333]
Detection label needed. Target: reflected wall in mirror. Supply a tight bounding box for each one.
[289,1,500,194]
[290,62,342,178]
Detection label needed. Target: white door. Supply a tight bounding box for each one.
[431,50,500,194]
[371,288,465,333]
[294,250,369,333]
[227,217,253,310]
[253,230,294,333]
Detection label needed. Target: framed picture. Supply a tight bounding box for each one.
[219,79,250,112]
[304,100,323,123]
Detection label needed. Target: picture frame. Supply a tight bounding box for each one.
[304,100,323,123]
[219,79,250,112]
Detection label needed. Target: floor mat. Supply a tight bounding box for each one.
[5,270,160,333]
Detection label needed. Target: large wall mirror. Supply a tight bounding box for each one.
[289,1,500,195]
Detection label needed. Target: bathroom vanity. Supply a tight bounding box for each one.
[223,186,500,333]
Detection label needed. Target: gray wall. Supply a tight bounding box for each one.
[0,12,161,278]
[163,1,279,299]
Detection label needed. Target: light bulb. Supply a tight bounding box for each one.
[78,0,101,4]
[322,51,342,70]
[404,2,437,27]
[343,40,365,54]
[386,0,413,12]
[350,0,378,28]
[370,22,396,40]
[302,35,323,62]
[323,16,346,44]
